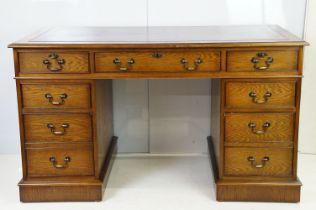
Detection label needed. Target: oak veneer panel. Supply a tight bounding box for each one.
[95,50,220,72]
[19,52,89,73]
[210,79,222,175]
[26,143,94,177]
[22,84,91,109]
[225,113,294,143]
[95,80,114,177]
[216,181,301,202]
[24,114,92,143]
[227,49,298,72]
[225,80,296,109]
[224,147,293,177]
[20,185,102,202]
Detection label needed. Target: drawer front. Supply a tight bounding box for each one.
[227,49,298,72]
[26,143,94,177]
[24,114,92,143]
[95,49,220,72]
[19,52,90,73]
[21,84,91,109]
[224,147,293,177]
[225,113,294,143]
[225,80,296,108]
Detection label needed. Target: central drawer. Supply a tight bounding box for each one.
[26,143,94,177]
[95,49,221,72]
[24,114,92,143]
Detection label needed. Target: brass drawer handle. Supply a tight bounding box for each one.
[247,156,269,168]
[180,58,203,71]
[249,91,272,104]
[251,52,273,70]
[49,156,71,169]
[45,93,67,105]
[47,123,69,135]
[248,122,270,135]
[113,58,135,71]
[43,53,65,71]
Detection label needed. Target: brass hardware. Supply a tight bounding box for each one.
[251,52,273,70]
[113,58,135,71]
[180,58,203,71]
[249,91,272,104]
[248,122,271,135]
[152,53,162,58]
[49,156,71,169]
[47,123,69,135]
[43,53,65,71]
[45,93,67,105]
[247,156,269,168]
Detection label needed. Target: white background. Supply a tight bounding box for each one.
[0,0,312,154]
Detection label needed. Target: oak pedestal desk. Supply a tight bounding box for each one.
[9,25,308,202]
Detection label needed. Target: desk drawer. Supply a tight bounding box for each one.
[227,49,298,72]
[26,143,94,177]
[24,114,92,143]
[224,147,293,177]
[22,84,91,109]
[225,80,296,109]
[95,49,220,72]
[225,113,294,143]
[19,52,90,73]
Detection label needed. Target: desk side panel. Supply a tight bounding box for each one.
[211,79,222,178]
[94,80,114,178]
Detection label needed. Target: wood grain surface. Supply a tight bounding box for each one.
[224,113,294,143]
[227,49,298,72]
[95,49,220,72]
[22,83,91,109]
[225,80,296,109]
[26,143,94,177]
[19,51,90,73]
[24,114,92,143]
[224,147,293,176]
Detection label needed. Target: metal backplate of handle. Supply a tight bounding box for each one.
[47,123,69,135]
[248,122,271,135]
[43,53,65,71]
[45,93,67,105]
[49,156,71,169]
[247,156,270,168]
[251,52,273,70]
[180,58,203,71]
[113,58,135,71]
[249,91,272,104]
